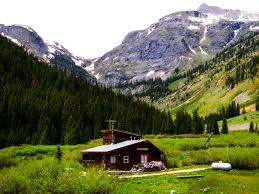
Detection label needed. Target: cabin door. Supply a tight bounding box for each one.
[141,154,148,164]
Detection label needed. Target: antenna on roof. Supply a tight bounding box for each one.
[105,120,117,131]
[105,120,117,144]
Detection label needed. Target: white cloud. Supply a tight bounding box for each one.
[0,0,258,58]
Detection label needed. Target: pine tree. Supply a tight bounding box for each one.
[221,118,228,134]
[56,146,62,163]
[213,119,220,135]
[249,121,254,133]
[192,109,204,134]
[256,99,259,111]
[63,115,79,144]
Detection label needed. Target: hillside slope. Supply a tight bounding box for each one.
[0,24,96,82]
[92,4,259,85]
[157,32,259,116]
[0,35,173,147]
[117,32,259,117]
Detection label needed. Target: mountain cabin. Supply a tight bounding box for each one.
[81,129,163,170]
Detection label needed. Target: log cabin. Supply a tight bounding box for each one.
[81,129,163,170]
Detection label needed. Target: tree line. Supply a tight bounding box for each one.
[0,35,174,147]
[116,32,259,101]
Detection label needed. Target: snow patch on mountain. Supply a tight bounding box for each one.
[0,32,21,46]
[85,62,95,72]
[188,45,196,54]
[95,73,100,80]
[147,25,156,36]
[18,25,34,33]
[200,26,208,44]
[249,25,259,30]
[72,58,84,67]
[188,25,200,30]
[103,57,109,62]
[199,46,208,55]
[188,14,219,25]
[146,70,155,77]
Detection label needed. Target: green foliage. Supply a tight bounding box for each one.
[191,147,259,169]
[150,131,259,169]
[0,158,115,194]
[56,146,62,163]
[114,170,259,194]
[0,35,174,147]
[117,32,259,112]
[174,109,204,135]
[256,98,259,110]
[221,118,228,134]
[0,153,16,169]
[249,121,255,132]
[0,132,258,193]
[63,116,79,145]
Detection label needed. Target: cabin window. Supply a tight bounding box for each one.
[110,156,116,164]
[123,156,129,164]
[141,154,148,164]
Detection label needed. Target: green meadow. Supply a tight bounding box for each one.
[0,131,258,193]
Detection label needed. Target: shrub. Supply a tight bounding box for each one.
[190,147,259,169]
[0,157,115,193]
[249,121,255,132]
[221,118,228,134]
[0,153,16,169]
[179,143,206,151]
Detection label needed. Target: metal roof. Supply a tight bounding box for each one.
[81,139,146,153]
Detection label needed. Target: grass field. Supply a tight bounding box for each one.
[0,131,258,193]
[158,64,259,117]
[218,111,259,127]
[114,169,259,194]
[148,131,259,169]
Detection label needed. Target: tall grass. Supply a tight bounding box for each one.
[150,131,259,169]
[0,157,115,194]
[191,147,259,169]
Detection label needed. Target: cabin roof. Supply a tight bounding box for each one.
[81,139,146,153]
[101,129,141,137]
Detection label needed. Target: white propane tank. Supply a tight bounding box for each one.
[211,161,232,170]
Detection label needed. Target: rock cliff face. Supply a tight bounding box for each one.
[0,24,96,82]
[1,4,258,86]
[90,4,259,86]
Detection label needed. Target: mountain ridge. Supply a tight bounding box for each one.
[90,4,259,86]
[0,24,96,82]
[0,4,258,86]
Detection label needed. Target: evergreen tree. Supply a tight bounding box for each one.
[213,119,220,135]
[249,121,255,133]
[192,109,204,134]
[56,146,62,163]
[256,99,259,111]
[63,116,79,144]
[221,118,228,134]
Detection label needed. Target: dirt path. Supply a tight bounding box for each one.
[118,167,210,179]
[228,123,250,131]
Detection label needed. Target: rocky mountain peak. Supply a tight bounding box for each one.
[198,3,233,15]
[0,24,96,82]
[91,4,259,86]
[197,3,259,22]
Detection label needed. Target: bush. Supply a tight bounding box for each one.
[191,147,259,169]
[0,153,16,169]
[179,143,207,151]
[0,157,115,193]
